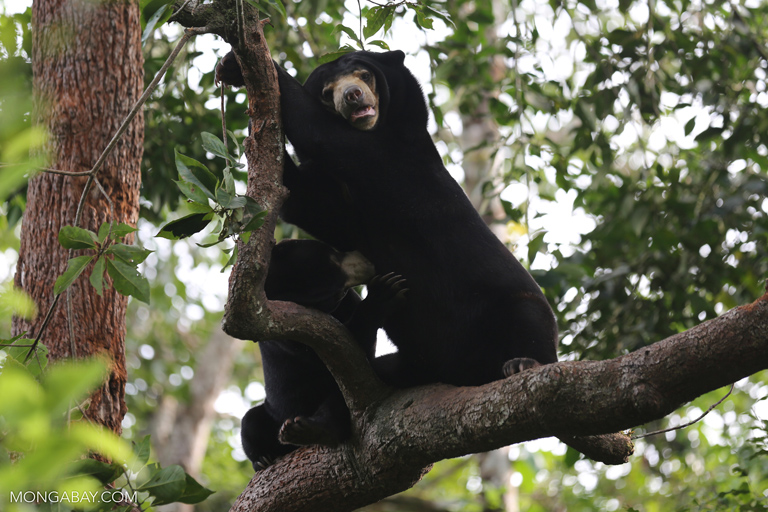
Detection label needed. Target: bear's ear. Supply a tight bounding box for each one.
[377,50,406,66]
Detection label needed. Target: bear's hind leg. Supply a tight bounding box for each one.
[278,391,351,447]
[241,404,295,471]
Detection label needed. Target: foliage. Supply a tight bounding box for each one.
[54,222,152,304]
[156,132,266,269]
[0,358,213,511]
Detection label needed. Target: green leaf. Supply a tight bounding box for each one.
[319,45,357,64]
[97,222,111,244]
[54,255,94,295]
[215,188,246,209]
[423,5,454,27]
[257,0,286,18]
[684,117,696,137]
[364,5,394,39]
[3,336,48,377]
[142,3,172,44]
[413,5,434,29]
[241,196,267,232]
[367,40,390,50]
[222,166,236,195]
[222,244,238,271]
[89,256,106,296]
[695,126,724,142]
[95,222,138,244]
[58,226,98,250]
[138,465,187,506]
[43,359,108,414]
[177,473,215,504]
[110,222,139,240]
[107,244,153,265]
[527,231,547,265]
[68,459,124,485]
[175,150,217,200]
[175,180,210,205]
[106,258,150,304]
[130,435,152,473]
[0,285,37,320]
[201,131,229,160]
[187,201,215,214]
[156,212,212,240]
[241,210,268,233]
[195,238,227,248]
[334,25,363,48]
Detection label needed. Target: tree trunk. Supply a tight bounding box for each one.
[153,327,244,467]
[12,0,144,434]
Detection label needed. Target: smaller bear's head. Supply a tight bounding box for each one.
[305,50,421,133]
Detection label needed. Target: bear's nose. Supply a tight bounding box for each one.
[344,85,363,104]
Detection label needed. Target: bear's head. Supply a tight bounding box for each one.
[319,66,380,131]
[304,50,427,135]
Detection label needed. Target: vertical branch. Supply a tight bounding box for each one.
[222,11,287,338]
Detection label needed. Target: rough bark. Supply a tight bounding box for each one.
[12,0,144,433]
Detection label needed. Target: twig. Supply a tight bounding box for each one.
[632,384,735,439]
[168,0,194,23]
[40,167,91,176]
[221,76,228,150]
[357,0,364,49]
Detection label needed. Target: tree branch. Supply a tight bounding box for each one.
[229,291,767,512]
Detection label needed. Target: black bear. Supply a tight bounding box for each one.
[242,239,403,470]
[218,49,557,387]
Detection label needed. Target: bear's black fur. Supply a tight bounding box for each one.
[241,239,402,470]
[219,50,557,387]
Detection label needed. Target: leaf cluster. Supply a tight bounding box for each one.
[55,223,152,304]
[0,359,213,512]
[157,132,266,270]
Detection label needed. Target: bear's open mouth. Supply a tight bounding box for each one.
[350,106,376,121]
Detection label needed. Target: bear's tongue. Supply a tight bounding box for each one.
[351,106,375,121]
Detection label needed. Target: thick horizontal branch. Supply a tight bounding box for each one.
[231,291,768,512]
[369,291,768,465]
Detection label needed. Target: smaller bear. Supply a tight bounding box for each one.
[241,239,404,470]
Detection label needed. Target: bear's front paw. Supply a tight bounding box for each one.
[502,357,542,377]
[215,51,245,88]
[252,455,276,472]
[278,416,341,447]
[367,272,408,307]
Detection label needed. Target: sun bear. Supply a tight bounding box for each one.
[242,239,403,470]
[217,49,557,389]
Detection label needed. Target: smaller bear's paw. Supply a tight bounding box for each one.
[215,51,245,88]
[252,455,276,472]
[503,357,542,377]
[278,416,341,447]
[367,272,408,306]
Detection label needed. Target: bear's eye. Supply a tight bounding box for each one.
[360,71,372,83]
[321,87,333,102]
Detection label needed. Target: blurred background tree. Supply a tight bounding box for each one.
[2,0,767,511]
